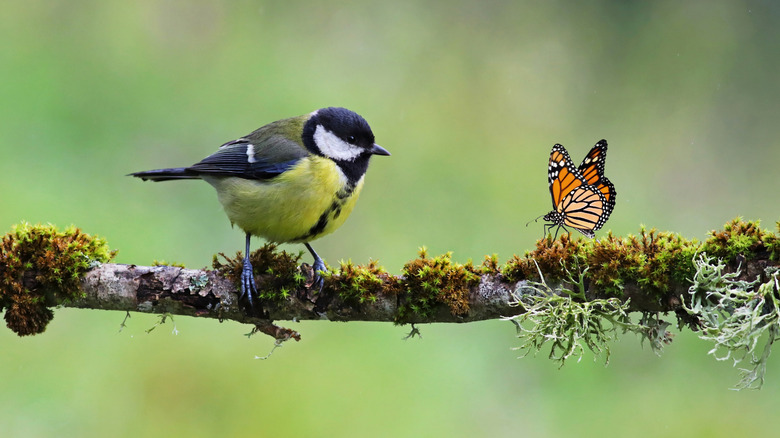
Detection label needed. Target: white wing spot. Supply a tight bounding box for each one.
[246,144,256,163]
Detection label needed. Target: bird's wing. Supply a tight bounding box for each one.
[187,135,309,180]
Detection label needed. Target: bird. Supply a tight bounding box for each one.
[130,107,390,307]
[541,140,616,238]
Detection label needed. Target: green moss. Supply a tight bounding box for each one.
[326,259,399,305]
[502,234,586,283]
[656,232,700,286]
[501,254,535,283]
[212,243,303,302]
[479,253,501,275]
[768,221,780,261]
[701,218,769,261]
[0,222,115,336]
[501,229,699,303]
[589,228,699,298]
[152,260,186,268]
[588,232,639,296]
[395,248,480,323]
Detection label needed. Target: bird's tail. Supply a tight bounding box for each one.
[128,167,201,182]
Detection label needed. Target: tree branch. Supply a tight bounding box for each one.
[3,219,779,388]
[2,219,777,331]
[67,251,770,325]
[70,262,527,324]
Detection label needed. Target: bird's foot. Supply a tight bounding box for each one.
[311,257,327,292]
[303,243,328,293]
[241,258,257,308]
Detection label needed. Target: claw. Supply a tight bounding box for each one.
[305,243,327,292]
[241,233,257,308]
[312,257,326,292]
[241,256,257,308]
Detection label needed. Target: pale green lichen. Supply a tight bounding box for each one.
[631,312,675,354]
[189,274,209,292]
[507,259,676,367]
[682,254,780,389]
[506,261,631,366]
[508,291,629,366]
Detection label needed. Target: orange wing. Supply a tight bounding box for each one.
[548,144,587,209]
[577,139,616,220]
[578,140,607,186]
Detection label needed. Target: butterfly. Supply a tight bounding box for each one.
[542,140,616,238]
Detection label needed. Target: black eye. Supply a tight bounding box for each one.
[347,135,356,144]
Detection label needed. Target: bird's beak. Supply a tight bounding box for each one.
[370,144,391,156]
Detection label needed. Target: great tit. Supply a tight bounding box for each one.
[130,107,389,307]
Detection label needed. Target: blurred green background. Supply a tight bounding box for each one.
[2,1,779,437]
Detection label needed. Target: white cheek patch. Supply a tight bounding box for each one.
[313,125,363,161]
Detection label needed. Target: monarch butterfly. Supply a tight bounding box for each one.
[542,140,616,238]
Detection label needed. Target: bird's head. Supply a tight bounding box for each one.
[303,107,390,163]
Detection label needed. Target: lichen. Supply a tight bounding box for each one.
[0,222,115,336]
[507,259,676,366]
[681,254,780,389]
[505,261,632,365]
[502,218,779,383]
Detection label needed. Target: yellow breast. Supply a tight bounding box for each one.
[203,156,364,243]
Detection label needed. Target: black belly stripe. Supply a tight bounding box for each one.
[304,209,331,240]
[295,181,356,241]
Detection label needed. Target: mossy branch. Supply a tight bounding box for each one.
[35,260,525,325]
[2,219,780,388]
[1,218,778,330]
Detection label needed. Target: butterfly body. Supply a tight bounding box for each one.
[543,140,616,238]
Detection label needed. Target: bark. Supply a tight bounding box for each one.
[67,259,770,325]
[72,263,526,325]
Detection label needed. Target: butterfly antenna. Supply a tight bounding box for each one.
[526,214,545,227]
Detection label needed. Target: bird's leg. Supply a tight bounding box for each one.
[304,242,326,292]
[241,233,257,308]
